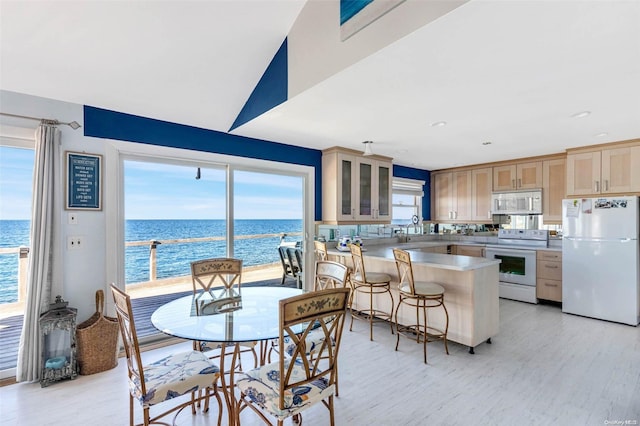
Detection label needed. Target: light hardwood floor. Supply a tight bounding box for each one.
[1,299,639,426]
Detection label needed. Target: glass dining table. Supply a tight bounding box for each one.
[151,286,304,425]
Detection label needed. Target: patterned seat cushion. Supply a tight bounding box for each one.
[129,350,220,406]
[283,329,335,358]
[236,360,334,420]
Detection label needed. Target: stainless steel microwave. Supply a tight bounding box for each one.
[491,190,542,215]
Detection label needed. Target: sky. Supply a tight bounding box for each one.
[124,160,304,220]
[0,146,33,220]
[0,146,304,220]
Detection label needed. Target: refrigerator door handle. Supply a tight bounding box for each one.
[564,236,636,243]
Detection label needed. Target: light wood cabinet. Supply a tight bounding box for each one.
[322,147,392,223]
[542,158,566,224]
[423,245,449,254]
[536,251,562,302]
[493,161,542,191]
[471,168,493,221]
[566,145,640,196]
[433,171,471,221]
[355,157,392,221]
[434,168,492,223]
[453,245,485,257]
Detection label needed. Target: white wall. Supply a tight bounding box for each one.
[288,0,468,98]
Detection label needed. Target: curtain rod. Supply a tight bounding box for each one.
[0,112,82,130]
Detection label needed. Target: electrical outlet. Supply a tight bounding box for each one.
[67,236,83,250]
[68,213,78,225]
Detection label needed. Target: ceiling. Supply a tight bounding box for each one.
[1,1,639,171]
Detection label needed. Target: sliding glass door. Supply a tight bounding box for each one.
[122,157,307,338]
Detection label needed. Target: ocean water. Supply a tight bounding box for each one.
[0,219,302,304]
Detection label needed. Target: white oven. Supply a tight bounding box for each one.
[484,229,548,304]
[484,247,537,286]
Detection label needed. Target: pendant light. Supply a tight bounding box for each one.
[362,140,374,156]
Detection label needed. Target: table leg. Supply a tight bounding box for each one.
[218,343,242,426]
[259,340,270,366]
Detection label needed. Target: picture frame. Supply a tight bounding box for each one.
[65,151,102,210]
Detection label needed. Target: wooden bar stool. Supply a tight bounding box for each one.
[349,244,394,341]
[393,248,449,363]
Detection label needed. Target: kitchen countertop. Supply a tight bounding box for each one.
[328,243,501,272]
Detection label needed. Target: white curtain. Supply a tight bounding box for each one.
[16,123,60,382]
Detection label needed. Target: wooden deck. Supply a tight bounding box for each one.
[0,276,297,372]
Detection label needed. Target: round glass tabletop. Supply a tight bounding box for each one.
[151,286,304,343]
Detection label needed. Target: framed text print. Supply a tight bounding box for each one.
[66,151,102,210]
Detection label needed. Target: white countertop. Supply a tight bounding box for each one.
[328,243,501,272]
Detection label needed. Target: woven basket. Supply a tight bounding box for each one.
[76,290,119,375]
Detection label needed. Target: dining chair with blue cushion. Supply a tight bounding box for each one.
[110,284,223,426]
[236,287,350,426]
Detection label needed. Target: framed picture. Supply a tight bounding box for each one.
[65,151,102,210]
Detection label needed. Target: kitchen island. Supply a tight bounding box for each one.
[328,243,501,353]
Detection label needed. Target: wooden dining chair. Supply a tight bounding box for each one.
[110,284,223,426]
[393,248,449,363]
[236,287,350,426]
[267,260,348,359]
[191,258,258,369]
[314,240,328,261]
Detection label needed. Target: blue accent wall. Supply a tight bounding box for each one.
[83,105,323,220]
[229,38,288,131]
[393,164,431,221]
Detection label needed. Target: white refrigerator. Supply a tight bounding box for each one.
[562,196,639,326]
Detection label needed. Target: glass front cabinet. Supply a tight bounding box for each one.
[322,147,392,224]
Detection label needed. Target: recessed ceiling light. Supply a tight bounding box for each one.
[482,141,492,145]
[595,132,609,138]
[571,111,591,118]
[396,149,408,154]
[430,121,447,127]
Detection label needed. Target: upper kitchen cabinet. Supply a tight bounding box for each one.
[433,171,472,222]
[566,141,640,196]
[433,168,492,223]
[493,161,542,191]
[322,147,392,224]
[471,168,493,221]
[542,158,566,224]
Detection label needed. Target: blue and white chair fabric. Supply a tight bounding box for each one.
[111,284,223,426]
[236,288,350,425]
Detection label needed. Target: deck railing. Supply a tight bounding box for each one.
[0,232,302,305]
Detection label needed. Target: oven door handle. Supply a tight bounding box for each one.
[485,247,536,257]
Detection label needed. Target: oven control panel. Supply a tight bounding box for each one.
[498,229,548,241]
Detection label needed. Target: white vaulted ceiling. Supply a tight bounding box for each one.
[1,0,639,171]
